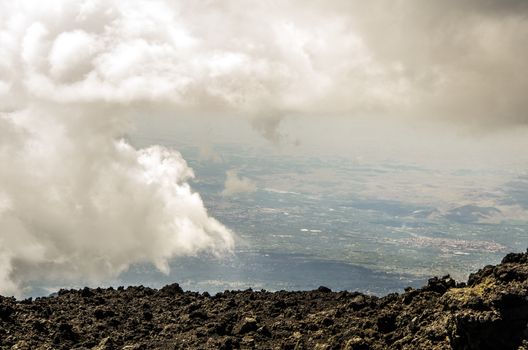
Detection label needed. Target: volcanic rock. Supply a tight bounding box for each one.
[0,249,527,349]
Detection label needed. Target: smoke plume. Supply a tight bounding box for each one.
[222,170,257,197]
[0,1,241,296]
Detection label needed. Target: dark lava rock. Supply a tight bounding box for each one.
[81,287,94,298]
[94,307,116,319]
[317,286,332,293]
[158,282,184,296]
[57,322,77,341]
[257,325,272,337]
[0,304,14,321]
[234,317,259,334]
[0,249,527,349]
[377,312,397,333]
[502,252,528,264]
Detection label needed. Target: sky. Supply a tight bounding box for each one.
[0,0,527,296]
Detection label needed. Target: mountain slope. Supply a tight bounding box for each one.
[1,250,527,349]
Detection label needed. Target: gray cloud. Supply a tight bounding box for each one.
[344,1,528,126]
[2,1,527,125]
[251,114,286,145]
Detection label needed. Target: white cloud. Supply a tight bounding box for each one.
[0,108,234,296]
[222,170,257,196]
[48,30,98,82]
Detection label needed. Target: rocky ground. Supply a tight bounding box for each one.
[1,250,528,350]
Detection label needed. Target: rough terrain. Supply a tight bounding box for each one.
[1,250,527,349]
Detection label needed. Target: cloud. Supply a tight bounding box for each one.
[340,1,528,126]
[251,114,286,145]
[0,107,234,296]
[0,0,527,295]
[0,0,246,296]
[1,0,526,126]
[222,170,257,196]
